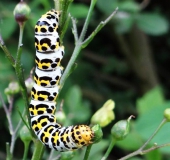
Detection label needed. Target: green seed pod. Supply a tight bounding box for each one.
[13,1,31,25]
[20,125,32,143]
[91,124,103,143]
[91,99,115,127]
[164,108,170,122]
[111,116,132,141]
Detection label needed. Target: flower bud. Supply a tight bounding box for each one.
[13,1,31,25]
[20,125,32,143]
[4,81,20,95]
[164,108,170,122]
[91,99,115,127]
[111,116,133,141]
[25,77,34,94]
[91,124,103,143]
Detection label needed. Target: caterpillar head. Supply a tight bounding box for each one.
[73,125,94,147]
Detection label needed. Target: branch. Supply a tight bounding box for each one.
[82,7,118,48]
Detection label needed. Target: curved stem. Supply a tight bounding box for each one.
[101,138,116,160]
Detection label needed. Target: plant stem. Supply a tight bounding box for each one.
[15,24,32,135]
[59,0,97,88]
[18,24,24,49]
[31,139,45,160]
[59,44,81,88]
[119,118,167,160]
[23,141,30,160]
[101,138,116,160]
[83,145,92,160]
[79,0,97,42]
[82,7,118,48]
[6,142,12,160]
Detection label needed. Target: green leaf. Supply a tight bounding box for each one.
[116,129,143,151]
[114,12,135,33]
[145,149,162,160]
[137,86,164,114]
[65,85,82,111]
[136,13,169,35]
[119,1,140,12]
[135,101,170,154]
[65,85,91,124]
[97,0,118,15]
[69,4,89,18]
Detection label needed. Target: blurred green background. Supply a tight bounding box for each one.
[0,0,170,159]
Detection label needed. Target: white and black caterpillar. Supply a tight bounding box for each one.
[29,10,94,152]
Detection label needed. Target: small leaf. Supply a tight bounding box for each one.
[119,1,140,12]
[136,12,169,35]
[97,0,118,15]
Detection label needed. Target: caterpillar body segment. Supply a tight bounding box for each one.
[34,66,63,87]
[35,46,64,70]
[29,100,56,117]
[30,9,94,152]
[31,83,59,102]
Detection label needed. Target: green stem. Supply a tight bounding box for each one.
[31,139,45,160]
[82,7,118,48]
[23,141,30,160]
[83,145,92,160]
[101,138,116,160]
[15,24,32,136]
[140,118,167,150]
[6,142,12,160]
[79,0,97,41]
[60,44,81,88]
[18,23,24,49]
[59,0,97,88]
[119,118,167,160]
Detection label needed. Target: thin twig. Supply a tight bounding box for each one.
[82,7,118,48]
[79,0,97,42]
[119,119,167,160]
[0,94,14,135]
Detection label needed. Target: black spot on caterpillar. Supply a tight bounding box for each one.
[29,9,94,152]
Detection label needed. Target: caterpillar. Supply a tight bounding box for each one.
[29,10,94,151]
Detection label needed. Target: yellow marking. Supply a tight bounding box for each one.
[35,60,51,70]
[34,76,50,86]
